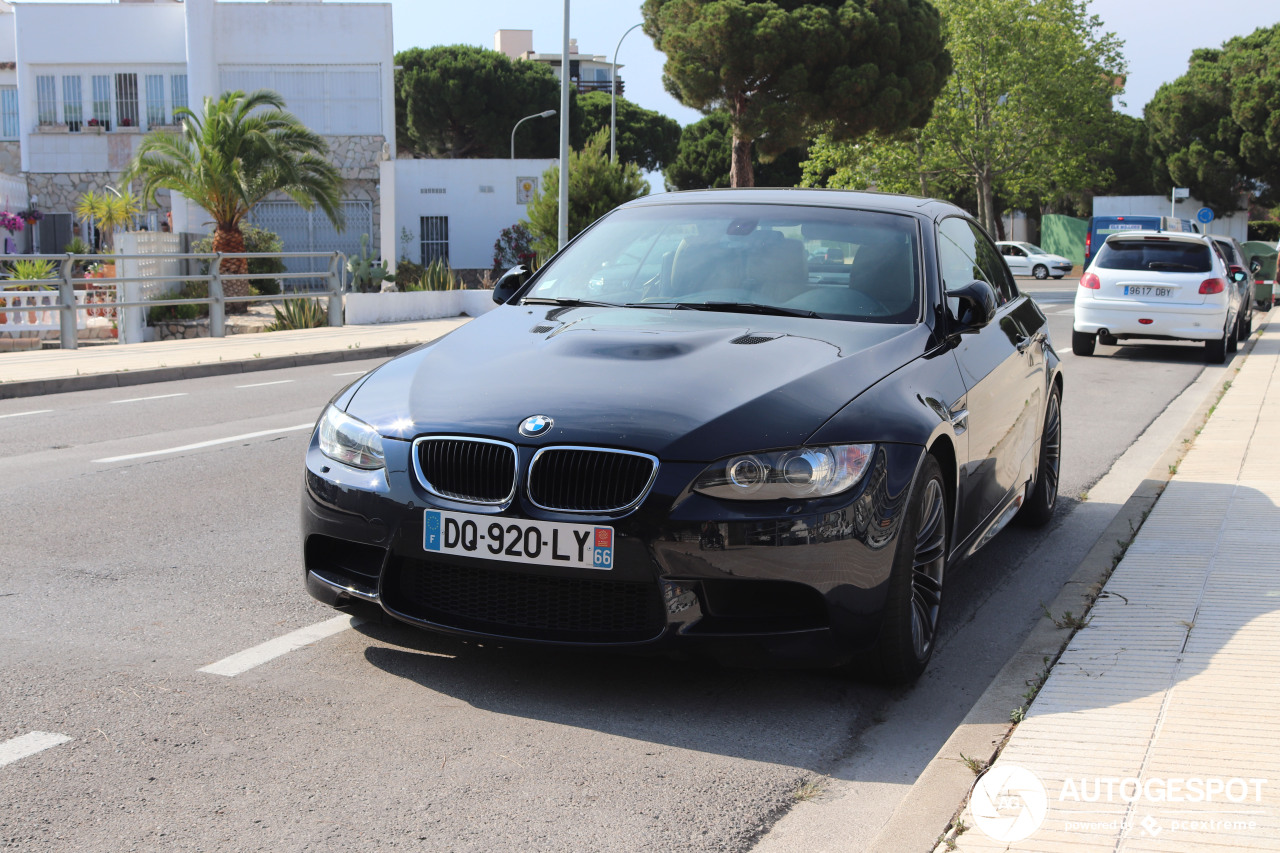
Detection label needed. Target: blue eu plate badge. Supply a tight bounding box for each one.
[424,510,442,551]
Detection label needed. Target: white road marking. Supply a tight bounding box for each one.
[0,409,52,420]
[236,379,295,389]
[333,371,367,377]
[199,614,361,676]
[1055,308,1075,315]
[0,732,72,768]
[109,393,189,405]
[93,423,313,463]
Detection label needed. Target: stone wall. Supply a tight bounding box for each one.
[326,135,386,181]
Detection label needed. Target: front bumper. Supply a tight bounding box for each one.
[300,431,924,667]
[1073,296,1227,341]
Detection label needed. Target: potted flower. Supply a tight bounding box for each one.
[118,117,138,133]
[17,207,42,226]
[85,118,104,134]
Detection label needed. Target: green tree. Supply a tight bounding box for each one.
[396,45,580,159]
[576,91,681,171]
[642,0,950,188]
[522,128,649,257]
[665,112,806,189]
[802,0,1124,234]
[124,89,344,312]
[1146,23,1280,213]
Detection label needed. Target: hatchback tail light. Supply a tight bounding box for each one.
[1199,278,1226,295]
[1080,273,1101,289]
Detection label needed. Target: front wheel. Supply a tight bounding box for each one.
[1033,264,1049,280]
[864,454,947,684]
[1072,330,1096,356]
[1017,388,1061,527]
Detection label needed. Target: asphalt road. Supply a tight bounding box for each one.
[0,285,1227,852]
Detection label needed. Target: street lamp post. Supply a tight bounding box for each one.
[511,109,556,159]
[558,0,571,250]
[610,23,643,164]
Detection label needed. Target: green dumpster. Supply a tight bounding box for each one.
[1242,241,1278,309]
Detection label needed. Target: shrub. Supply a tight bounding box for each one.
[192,224,286,295]
[493,223,536,273]
[147,280,208,324]
[394,260,425,291]
[1248,220,1280,243]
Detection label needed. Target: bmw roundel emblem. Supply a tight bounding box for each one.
[519,415,554,437]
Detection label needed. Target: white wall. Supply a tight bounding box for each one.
[0,170,26,209]
[1093,195,1248,243]
[392,159,556,270]
[215,2,394,152]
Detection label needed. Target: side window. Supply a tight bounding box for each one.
[967,222,1018,304]
[937,217,985,292]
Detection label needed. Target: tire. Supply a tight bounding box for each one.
[1227,318,1239,354]
[1017,387,1061,527]
[1206,331,1227,364]
[864,454,947,684]
[1033,264,1049,280]
[1243,306,1253,339]
[1072,330,1096,356]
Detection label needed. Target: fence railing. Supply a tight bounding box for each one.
[0,251,346,349]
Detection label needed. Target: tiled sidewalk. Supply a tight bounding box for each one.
[953,328,1280,851]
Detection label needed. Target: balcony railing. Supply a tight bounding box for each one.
[575,79,624,96]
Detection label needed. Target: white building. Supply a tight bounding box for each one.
[494,29,621,96]
[383,158,555,273]
[0,0,394,262]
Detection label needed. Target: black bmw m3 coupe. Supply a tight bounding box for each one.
[302,189,1063,682]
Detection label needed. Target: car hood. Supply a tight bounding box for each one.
[346,304,932,459]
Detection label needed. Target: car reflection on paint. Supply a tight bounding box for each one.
[301,189,1064,683]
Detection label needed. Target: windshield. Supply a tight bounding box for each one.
[1094,239,1212,273]
[1019,243,1048,254]
[524,203,922,323]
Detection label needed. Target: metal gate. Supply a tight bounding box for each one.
[247,200,372,291]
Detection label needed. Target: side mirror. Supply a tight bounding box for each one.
[1249,258,1262,274]
[493,265,527,305]
[945,279,998,331]
[1229,265,1247,284]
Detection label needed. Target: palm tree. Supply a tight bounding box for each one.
[73,188,141,251]
[124,89,344,312]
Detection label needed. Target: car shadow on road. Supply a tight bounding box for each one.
[350,612,894,774]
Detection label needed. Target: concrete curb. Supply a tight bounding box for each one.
[0,342,423,400]
[866,322,1266,853]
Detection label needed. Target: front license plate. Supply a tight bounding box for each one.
[423,510,614,570]
[1123,285,1173,297]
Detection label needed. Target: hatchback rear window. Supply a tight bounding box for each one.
[1094,240,1212,273]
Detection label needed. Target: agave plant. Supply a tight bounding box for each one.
[267,297,329,331]
[7,258,57,287]
[409,258,459,292]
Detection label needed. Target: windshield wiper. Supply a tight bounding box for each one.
[520,297,619,308]
[696,301,821,318]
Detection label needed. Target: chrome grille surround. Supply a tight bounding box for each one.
[527,446,660,514]
[412,436,518,506]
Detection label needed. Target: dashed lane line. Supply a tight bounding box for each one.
[0,409,52,420]
[236,379,296,389]
[333,371,368,377]
[109,393,189,404]
[93,423,313,464]
[0,732,72,768]
[199,614,362,677]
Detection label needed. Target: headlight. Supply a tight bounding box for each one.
[692,444,874,500]
[317,405,385,469]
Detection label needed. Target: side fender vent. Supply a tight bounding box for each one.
[730,334,778,345]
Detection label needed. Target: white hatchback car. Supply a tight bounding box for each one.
[1073,230,1249,364]
[996,241,1074,279]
